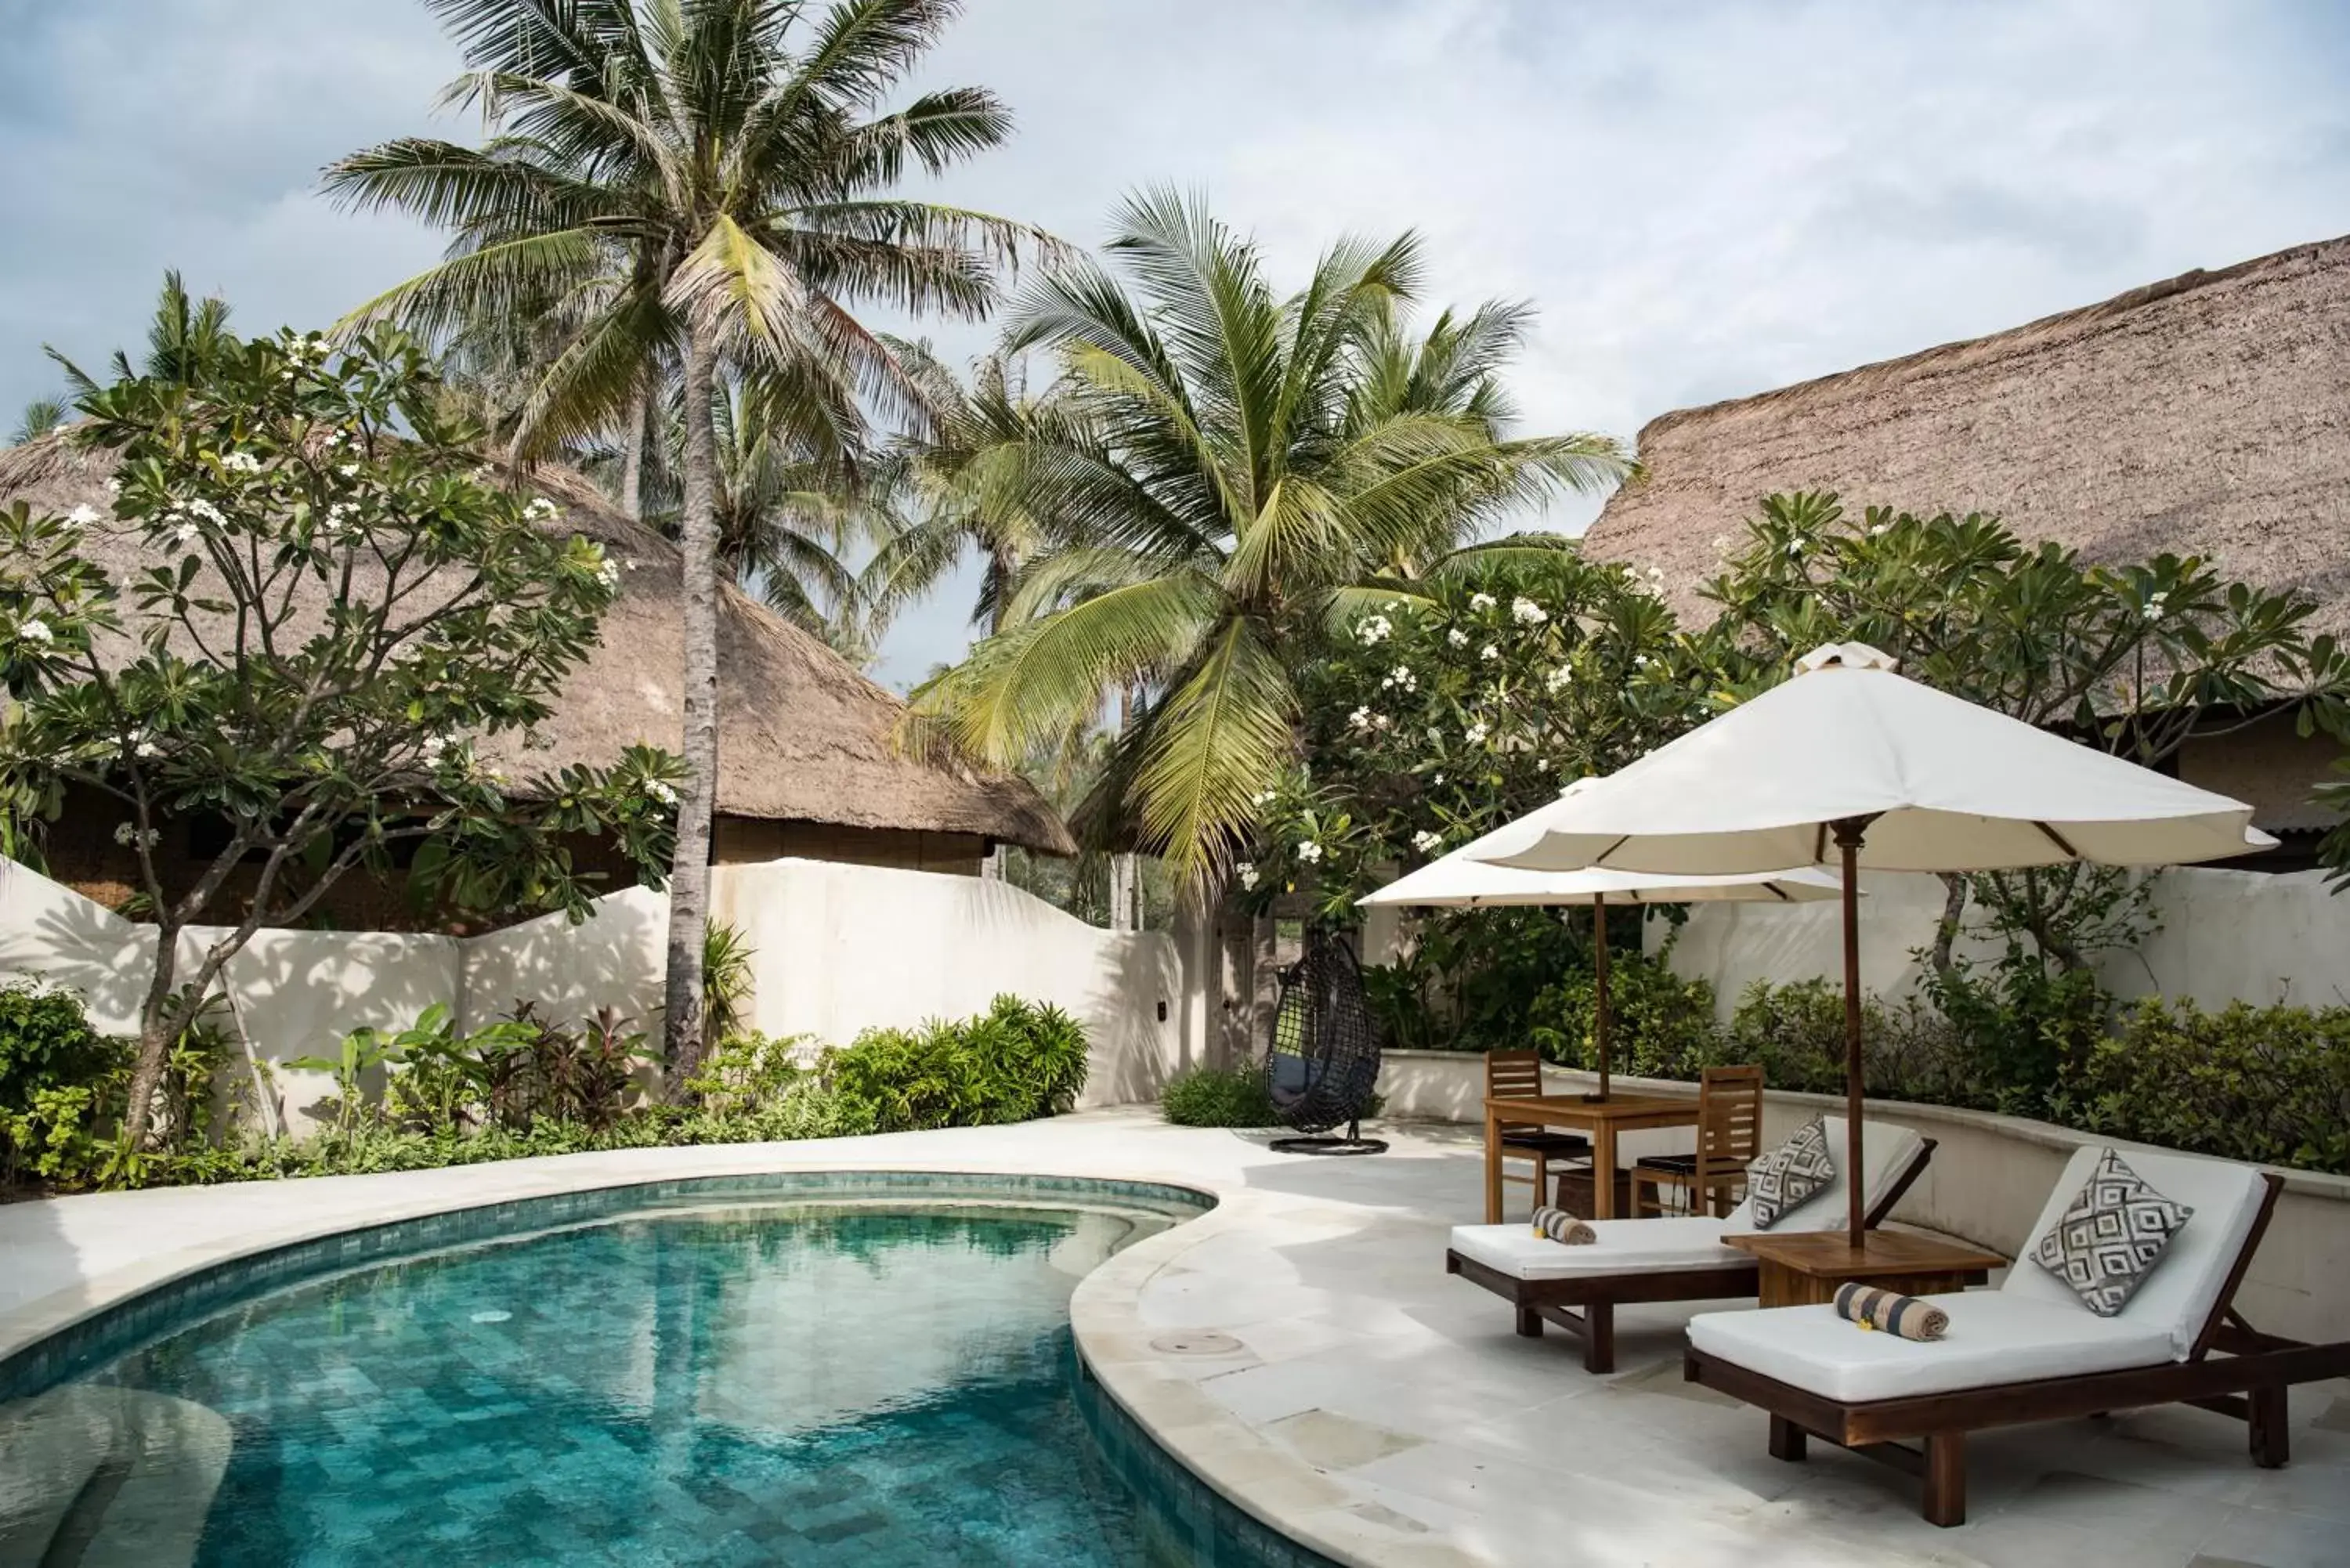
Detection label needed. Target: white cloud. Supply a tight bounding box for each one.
[4,0,2346,692]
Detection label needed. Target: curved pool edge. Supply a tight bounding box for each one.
[1068,1203,1487,1568]
[0,1119,1479,1568]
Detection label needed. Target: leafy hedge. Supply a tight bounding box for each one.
[2053,999,2350,1173]
[0,986,1093,1193]
[1413,948,2350,1176]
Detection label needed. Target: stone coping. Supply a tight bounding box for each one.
[1380,1050,2350,1202]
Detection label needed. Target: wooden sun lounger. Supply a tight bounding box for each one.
[1446,1136,1936,1374]
[1683,1172,2350,1526]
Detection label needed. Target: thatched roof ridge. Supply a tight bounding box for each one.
[1586,233,2350,635]
[0,432,1075,854]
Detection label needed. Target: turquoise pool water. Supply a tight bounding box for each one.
[0,1176,1325,1568]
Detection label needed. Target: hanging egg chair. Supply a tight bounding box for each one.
[1263,933,1387,1155]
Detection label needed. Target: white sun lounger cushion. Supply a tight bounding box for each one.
[1688,1148,2273,1402]
[2001,1145,2269,1358]
[1687,1292,2176,1402]
[1450,1118,1927,1281]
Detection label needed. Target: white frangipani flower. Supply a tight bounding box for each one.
[1446,628,1469,648]
[1348,706,1374,732]
[1294,841,1323,865]
[1464,721,1489,745]
[1236,862,1260,891]
[1356,614,1391,646]
[1544,665,1573,692]
[1510,597,1547,625]
[16,617,53,645]
[645,778,678,807]
[1468,592,1497,612]
[66,504,99,526]
[220,451,262,474]
[1411,829,1442,854]
[1480,644,1499,661]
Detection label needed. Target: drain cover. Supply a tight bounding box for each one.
[1149,1332,1244,1357]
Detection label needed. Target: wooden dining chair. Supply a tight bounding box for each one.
[1487,1050,1592,1219]
[1630,1064,1763,1217]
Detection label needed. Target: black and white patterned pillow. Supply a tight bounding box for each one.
[1746,1118,1835,1230]
[2032,1149,2194,1317]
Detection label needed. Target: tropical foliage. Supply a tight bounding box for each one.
[0,981,1092,1193]
[0,322,679,1145]
[327,0,1047,1076]
[907,190,1631,878]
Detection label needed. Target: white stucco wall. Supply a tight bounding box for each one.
[2,856,1196,1126]
[1659,865,2350,1017]
[457,885,668,1035]
[710,858,1191,1107]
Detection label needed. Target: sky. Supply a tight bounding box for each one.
[3,0,2346,690]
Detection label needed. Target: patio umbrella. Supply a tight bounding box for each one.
[1472,641,2271,1235]
[1359,811,1846,1098]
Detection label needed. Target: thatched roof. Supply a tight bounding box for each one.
[0,432,1075,854]
[1585,233,2350,636]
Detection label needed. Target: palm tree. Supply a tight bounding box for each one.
[908,190,1632,879]
[862,343,1067,636]
[9,399,69,446]
[48,271,237,398]
[638,373,911,667]
[325,0,1045,1079]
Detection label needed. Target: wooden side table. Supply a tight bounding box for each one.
[1724,1230,2005,1308]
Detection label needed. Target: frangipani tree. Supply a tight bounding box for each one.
[0,325,681,1148]
[1701,491,2350,977]
[908,191,1632,879]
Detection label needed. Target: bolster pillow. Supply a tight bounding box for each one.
[1530,1205,1596,1245]
[1832,1282,1947,1341]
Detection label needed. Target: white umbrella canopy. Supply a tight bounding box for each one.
[1359,812,1848,1097]
[1470,641,2271,1236]
[1477,643,2269,875]
[1358,858,1846,908]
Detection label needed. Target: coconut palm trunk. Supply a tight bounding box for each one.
[664,327,722,1084]
[619,388,649,522]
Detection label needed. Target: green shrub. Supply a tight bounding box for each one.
[2054,998,2350,1172]
[0,981,127,1187]
[1723,977,1991,1109]
[1528,948,1722,1078]
[826,995,1090,1133]
[1159,1065,1278,1128]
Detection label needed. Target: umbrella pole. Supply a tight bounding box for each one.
[1593,893,1611,1102]
[1835,820,1867,1244]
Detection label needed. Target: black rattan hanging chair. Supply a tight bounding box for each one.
[1262,933,1386,1155]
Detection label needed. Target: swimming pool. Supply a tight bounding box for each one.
[0,1173,1330,1568]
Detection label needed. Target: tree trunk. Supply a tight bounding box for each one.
[1929,873,1969,978]
[1111,682,1139,930]
[121,923,183,1150]
[618,388,648,522]
[663,328,721,1091]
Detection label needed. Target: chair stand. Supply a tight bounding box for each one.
[1271,1118,1388,1156]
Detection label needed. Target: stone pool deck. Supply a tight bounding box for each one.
[3,1110,2343,1568]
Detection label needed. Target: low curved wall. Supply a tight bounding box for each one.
[1376,1049,2348,1346]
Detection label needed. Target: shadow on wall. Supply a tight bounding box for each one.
[457,886,667,1038]
[2,856,1208,1129]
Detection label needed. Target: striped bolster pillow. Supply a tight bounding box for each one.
[1832,1282,1948,1341]
[1530,1205,1596,1245]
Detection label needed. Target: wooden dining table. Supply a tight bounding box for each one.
[1482,1093,1703,1222]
